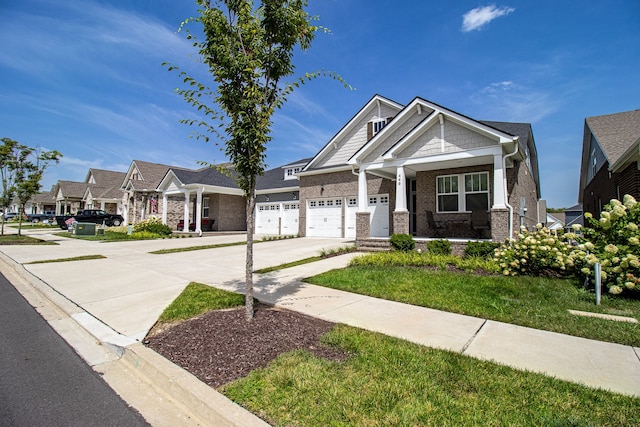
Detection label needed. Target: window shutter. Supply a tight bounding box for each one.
[367,122,373,141]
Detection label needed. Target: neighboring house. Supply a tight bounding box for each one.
[297,95,544,243]
[564,203,584,233]
[157,165,245,232]
[546,212,565,231]
[156,159,308,234]
[83,169,126,215]
[24,190,56,214]
[121,160,187,225]
[579,109,640,216]
[54,180,90,214]
[254,158,310,235]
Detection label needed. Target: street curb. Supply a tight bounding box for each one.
[0,252,270,427]
[122,343,270,427]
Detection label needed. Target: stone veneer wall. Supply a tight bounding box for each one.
[298,170,395,237]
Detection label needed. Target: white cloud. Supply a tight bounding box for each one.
[461,5,515,32]
[470,81,559,123]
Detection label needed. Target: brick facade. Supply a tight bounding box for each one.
[298,170,395,237]
[583,161,640,216]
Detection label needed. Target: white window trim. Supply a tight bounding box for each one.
[371,118,387,136]
[436,172,490,213]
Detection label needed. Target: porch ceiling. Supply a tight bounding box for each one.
[369,154,495,179]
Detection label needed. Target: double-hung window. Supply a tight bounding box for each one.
[437,175,459,212]
[437,172,489,212]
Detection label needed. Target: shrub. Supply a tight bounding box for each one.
[493,225,573,277]
[389,233,415,252]
[568,195,640,296]
[464,241,500,259]
[133,216,172,236]
[426,239,451,255]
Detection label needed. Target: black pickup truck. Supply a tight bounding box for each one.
[55,209,125,230]
[25,211,55,223]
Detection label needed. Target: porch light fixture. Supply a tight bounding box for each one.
[265,195,270,201]
[292,193,297,199]
[320,184,324,194]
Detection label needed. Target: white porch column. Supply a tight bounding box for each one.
[195,188,203,233]
[182,191,191,232]
[493,154,507,209]
[100,201,105,210]
[161,194,168,224]
[358,169,368,211]
[395,166,407,211]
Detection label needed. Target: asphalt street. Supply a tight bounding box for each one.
[0,272,149,427]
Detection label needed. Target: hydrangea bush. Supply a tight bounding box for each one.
[569,195,640,295]
[494,194,640,296]
[493,224,574,277]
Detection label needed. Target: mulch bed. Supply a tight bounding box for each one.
[144,305,348,388]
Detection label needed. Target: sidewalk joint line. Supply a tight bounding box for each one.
[461,319,487,354]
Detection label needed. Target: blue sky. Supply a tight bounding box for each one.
[1,0,639,208]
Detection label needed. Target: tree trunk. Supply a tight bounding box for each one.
[244,188,256,321]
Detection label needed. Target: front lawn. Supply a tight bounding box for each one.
[306,263,640,347]
[0,234,57,245]
[224,325,640,426]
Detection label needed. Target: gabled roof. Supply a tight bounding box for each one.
[86,169,127,186]
[55,180,88,199]
[31,191,55,204]
[172,167,239,189]
[303,94,403,171]
[84,184,123,201]
[349,96,521,164]
[124,160,187,192]
[585,109,640,171]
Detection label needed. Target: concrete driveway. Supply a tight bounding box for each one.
[2,230,352,340]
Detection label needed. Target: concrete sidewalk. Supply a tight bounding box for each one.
[1,228,639,425]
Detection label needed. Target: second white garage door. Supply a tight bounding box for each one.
[306,198,343,237]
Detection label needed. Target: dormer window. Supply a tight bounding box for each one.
[284,167,301,180]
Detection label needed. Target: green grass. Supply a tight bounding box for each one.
[25,255,106,264]
[223,325,640,426]
[0,234,57,245]
[150,240,246,254]
[254,245,357,274]
[60,230,168,241]
[157,282,245,323]
[306,265,640,346]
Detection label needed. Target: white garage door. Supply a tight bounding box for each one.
[306,198,343,237]
[345,197,358,239]
[281,202,299,235]
[344,194,390,238]
[255,203,280,235]
[368,194,390,237]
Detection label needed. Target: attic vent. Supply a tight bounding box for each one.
[366,117,393,141]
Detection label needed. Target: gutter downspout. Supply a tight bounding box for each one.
[503,140,519,240]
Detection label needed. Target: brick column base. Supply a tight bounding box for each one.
[491,208,510,242]
[393,210,410,235]
[356,211,371,247]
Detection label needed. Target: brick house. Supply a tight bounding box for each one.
[156,160,306,234]
[121,160,191,225]
[579,109,640,216]
[82,169,126,215]
[297,95,544,244]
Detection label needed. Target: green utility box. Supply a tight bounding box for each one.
[73,222,96,236]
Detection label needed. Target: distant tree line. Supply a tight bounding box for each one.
[0,137,62,235]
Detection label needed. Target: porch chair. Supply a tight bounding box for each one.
[425,210,444,237]
[471,210,490,238]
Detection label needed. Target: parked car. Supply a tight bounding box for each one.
[55,209,125,230]
[1,212,19,221]
[25,212,56,223]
